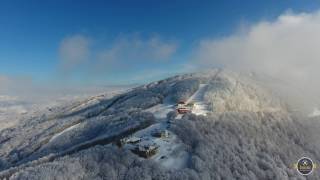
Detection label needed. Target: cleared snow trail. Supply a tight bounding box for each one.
[145,83,210,118]
[144,103,174,119]
[187,84,210,116]
[49,123,81,143]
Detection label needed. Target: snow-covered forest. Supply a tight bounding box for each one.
[0,69,319,180]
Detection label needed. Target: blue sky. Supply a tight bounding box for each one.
[1,0,320,86]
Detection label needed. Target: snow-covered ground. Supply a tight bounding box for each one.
[49,123,81,143]
[187,84,210,116]
[121,120,189,170]
[151,132,189,170]
[144,103,174,119]
[132,83,210,169]
[0,86,130,131]
[2,70,320,180]
[145,84,210,118]
[309,107,320,117]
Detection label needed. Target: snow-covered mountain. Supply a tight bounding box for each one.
[0,86,130,131]
[0,69,319,180]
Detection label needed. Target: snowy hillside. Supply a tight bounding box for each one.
[0,69,319,180]
[0,86,129,131]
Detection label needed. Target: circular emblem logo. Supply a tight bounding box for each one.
[297,157,314,175]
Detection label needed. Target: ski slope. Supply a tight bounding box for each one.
[145,84,210,118]
[188,84,210,116]
[144,103,174,119]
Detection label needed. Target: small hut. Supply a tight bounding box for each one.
[131,144,159,158]
[152,130,169,138]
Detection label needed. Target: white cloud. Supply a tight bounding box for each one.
[58,34,177,76]
[97,35,177,68]
[193,11,320,100]
[59,34,90,70]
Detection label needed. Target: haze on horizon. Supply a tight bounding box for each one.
[1,0,320,103]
